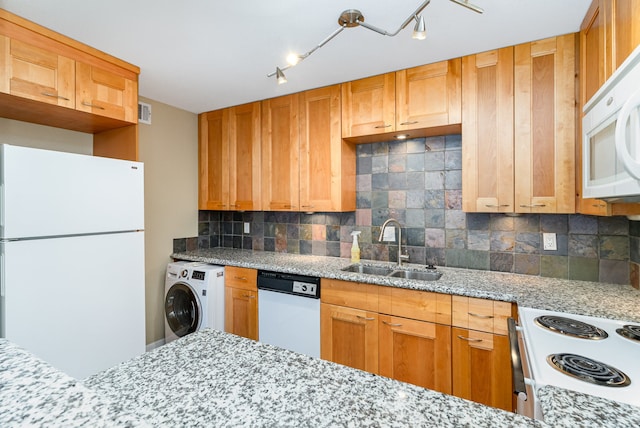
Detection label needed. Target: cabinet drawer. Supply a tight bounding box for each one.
[225,266,257,291]
[378,287,451,325]
[320,279,379,312]
[452,296,513,335]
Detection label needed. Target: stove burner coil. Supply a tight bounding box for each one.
[547,353,631,387]
[616,324,640,343]
[534,315,608,340]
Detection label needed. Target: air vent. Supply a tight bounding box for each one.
[138,101,152,125]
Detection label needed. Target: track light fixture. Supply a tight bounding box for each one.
[268,0,483,83]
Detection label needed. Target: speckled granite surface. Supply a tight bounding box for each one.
[85,329,542,427]
[172,248,640,323]
[537,385,640,428]
[0,339,150,427]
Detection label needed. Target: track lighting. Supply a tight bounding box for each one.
[276,67,287,85]
[449,0,484,14]
[268,0,483,83]
[412,15,426,40]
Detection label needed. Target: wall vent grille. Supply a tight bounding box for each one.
[138,101,152,125]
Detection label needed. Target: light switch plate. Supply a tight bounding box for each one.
[382,226,396,242]
[543,233,557,251]
[244,222,250,234]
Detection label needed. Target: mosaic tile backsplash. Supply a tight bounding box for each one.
[179,135,640,286]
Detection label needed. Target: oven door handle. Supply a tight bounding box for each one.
[507,317,527,399]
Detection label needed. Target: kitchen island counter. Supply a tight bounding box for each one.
[85,329,540,427]
[172,248,640,323]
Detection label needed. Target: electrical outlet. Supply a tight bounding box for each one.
[243,222,250,234]
[543,233,557,251]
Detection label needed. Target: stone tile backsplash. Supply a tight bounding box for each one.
[182,135,640,286]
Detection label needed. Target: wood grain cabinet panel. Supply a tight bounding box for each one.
[452,327,513,412]
[261,94,300,211]
[224,266,258,341]
[320,302,379,374]
[379,315,451,394]
[396,59,461,130]
[199,109,230,210]
[451,296,513,336]
[462,47,515,213]
[341,73,396,138]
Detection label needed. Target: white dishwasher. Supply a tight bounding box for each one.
[257,270,321,358]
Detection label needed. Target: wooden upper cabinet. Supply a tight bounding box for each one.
[199,109,230,210]
[462,47,515,213]
[0,36,75,108]
[300,85,355,212]
[261,94,300,211]
[396,59,461,130]
[576,0,640,217]
[75,62,137,123]
[341,73,396,138]
[228,102,261,211]
[514,34,576,214]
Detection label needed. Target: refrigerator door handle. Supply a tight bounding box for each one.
[1,246,4,297]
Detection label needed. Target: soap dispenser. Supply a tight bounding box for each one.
[350,231,361,263]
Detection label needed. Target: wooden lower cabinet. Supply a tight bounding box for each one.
[452,327,512,411]
[379,315,452,394]
[224,266,258,340]
[320,302,379,373]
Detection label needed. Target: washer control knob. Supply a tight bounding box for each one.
[180,269,188,278]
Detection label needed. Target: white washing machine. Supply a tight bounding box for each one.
[164,261,225,344]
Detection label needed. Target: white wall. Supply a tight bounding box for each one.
[1,99,199,346]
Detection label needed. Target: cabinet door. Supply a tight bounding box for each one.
[0,36,74,108]
[228,102,261,211]
[199,109,230,210]
[612,0,640,71]
[396,59,461,130]
[461,48,514,213]
[300,85,355,212]
[452,328,512,411]
[320,303,378,374]
[341,73,395,138]
[514,35,576,214]
[451,296,512,335]
[379,315,451,394]
[224,286,258,340]
[261,94,300,211]
[76,62,137,123]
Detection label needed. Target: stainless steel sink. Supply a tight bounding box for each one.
[389,269,442,281]
[341,264,442,281]
[341,264,395,276]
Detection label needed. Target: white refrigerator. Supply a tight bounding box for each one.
[0,144,145,379]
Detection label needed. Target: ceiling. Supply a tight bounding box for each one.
[0,0,592,114]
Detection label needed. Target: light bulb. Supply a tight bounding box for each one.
[286,53,301,66]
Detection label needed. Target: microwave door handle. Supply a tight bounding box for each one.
[615,87,640,179]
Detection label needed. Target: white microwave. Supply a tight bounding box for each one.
[583,44,640,202]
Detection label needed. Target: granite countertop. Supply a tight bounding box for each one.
[172,248,640,323]
[84,329,542,428]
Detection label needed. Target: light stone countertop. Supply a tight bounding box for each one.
[172,248,640,323]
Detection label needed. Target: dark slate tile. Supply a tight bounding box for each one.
[490,231,515,252]
[445,229,466,249]
[445,190,462,210]
[340,212,356,226]
[198,222,210,236]
[514,215,540,233]
[311,213,327,224]
[568,234,599,258]
[425,151,445,171]
[407,153,425,172]
[407,172,426,189]
[326,241,341,257]
[569,214,598,234]
[389,172,408,189]
[445,209,466,229]
[425,136,446,152]
[289,212,300,224]
[514,254,540,275]
[198,236,210,249]
[406,209,426,228]
[426,248,446,266]
[373,209,391,227]
[425,190,445,209]
[490,215,515,231]
[222,222,233,235]
[300,213,314,224]
[286,239,300,254]
[599,259,630,284]
[264,237,275,252]
[233,222,243,235]
[371,142,389,155]
[326,225,341,241]
[515,232,540,254]
[264,223,276,238]
[444,170,462,190]
[357,191,373,209]
[388,190,406,209]
[173,238,186,253]
[357,156,373,174]
[425,209,445,228]
[569,257,599,282]
[356,144,373,157]
[425,171,445,190]
[389,140,407,154]
[599,236,629,260]
[445,134,462,149]
[490,252,514,273]
[388,154,406,173]
[242,236,253,250]
[407,190,426,209]
[325,213,341,225]
[357,174,372,192]
[466,250,489,270]
[407,246,427,265]
[468,230,490,251]
[466,213,491,230]
[406,138,426,153]
[444,149,462,170]
[312,240,327,256]
[300,240,312,255]
[287,224,299,240]
[186,237,198,251]
[198,211,210,222]
[252,236,264,251]
[242,212,254,222]
[598,216,629,235]
[372,191,389,209]
[208,234,220,248]
[629,220,640,237]
[275,212,289,224]
[372,173,389,190]
[406,228,425,246]
[426,228,446,248]
[265,212,278,223]
[222,212,234,222]
[540,255,568,279]
[631,236,640,264]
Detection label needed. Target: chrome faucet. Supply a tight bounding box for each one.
[378,218,410,267]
